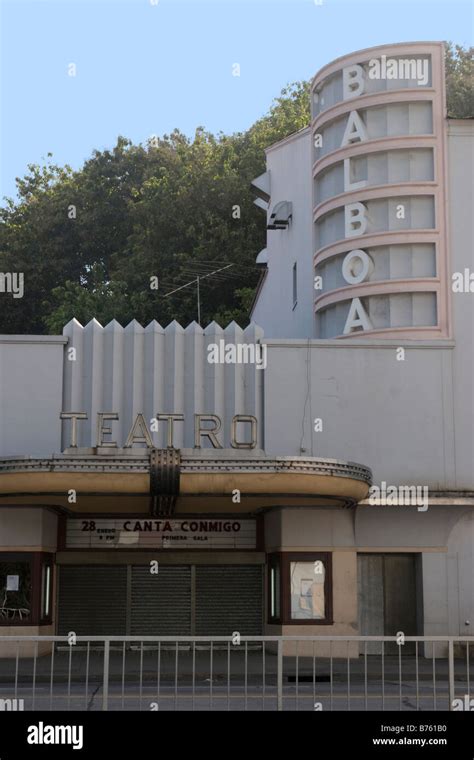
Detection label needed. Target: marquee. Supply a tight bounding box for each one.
[65,518,257,550]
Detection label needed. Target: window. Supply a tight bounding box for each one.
[290,559,325,620]
[0,558,32,623]
[0,553,54,626]
[268,552,332,625]
[292,262,297,308]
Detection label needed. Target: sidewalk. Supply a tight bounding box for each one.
[0,648,471,684]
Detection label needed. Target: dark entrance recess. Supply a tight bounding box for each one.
[58,564,263,637]
[358,553,420,654]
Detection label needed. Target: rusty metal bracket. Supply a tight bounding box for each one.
[149,448,181,516]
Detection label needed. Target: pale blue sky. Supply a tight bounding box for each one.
[0,0,472,201]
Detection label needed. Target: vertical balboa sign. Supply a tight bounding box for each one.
[311,43,450,339]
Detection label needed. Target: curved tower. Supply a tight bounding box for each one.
[312,42,450,339]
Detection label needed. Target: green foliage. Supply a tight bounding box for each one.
[0,43,471,335]
[444,42,474,118]
[0,82,309,334]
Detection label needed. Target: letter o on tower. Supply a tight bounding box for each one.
[342,249,374,285]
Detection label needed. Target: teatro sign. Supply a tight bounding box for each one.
[60,411,258,450]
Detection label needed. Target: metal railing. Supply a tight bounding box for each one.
[0,636,472,711]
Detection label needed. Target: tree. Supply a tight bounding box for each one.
[0,81,310,334]
[0,139,148,333]
[444,42,474,119]
[0,41,471,335]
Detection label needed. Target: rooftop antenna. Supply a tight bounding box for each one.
[162,263,235,325]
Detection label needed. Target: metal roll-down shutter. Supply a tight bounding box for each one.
[131,565,191,635]
[57,565,127,636]
[195,565,263,636]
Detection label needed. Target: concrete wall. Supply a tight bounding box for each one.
[258,125,474,490]
[61,318,264,450]
[251,128,314,339]
[447,122,474,495]
[263,339,462,487]
[0,336,65,457]
[264,508,359,655]
[0,507,58,552]
[2,324,469,493]
[0,625,55,658]
[264,504,474,647]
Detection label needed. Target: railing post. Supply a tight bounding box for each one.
[448,639,455,710]
[277,638,283,711]
[102,640,110,711]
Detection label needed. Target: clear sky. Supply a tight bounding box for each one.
[0,0,472,201]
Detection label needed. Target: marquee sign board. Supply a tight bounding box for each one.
[66,518,257,550]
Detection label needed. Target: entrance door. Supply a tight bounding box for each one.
[358,554,418,654]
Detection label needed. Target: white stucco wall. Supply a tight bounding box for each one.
[0,336,65,457]
[251,128,314,338]
[0,507,58,551]
[263,338,462,488]
[447,122,474,494]
[265,504,474,639]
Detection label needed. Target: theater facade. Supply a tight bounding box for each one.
[0,42,472,657]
